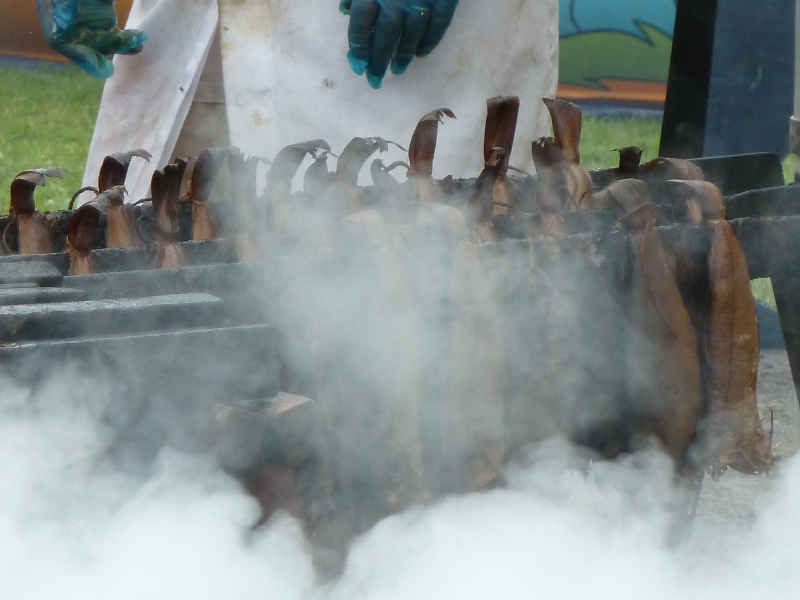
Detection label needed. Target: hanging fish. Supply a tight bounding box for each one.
[64,202,103,275]
[530,138,570,235]
[484,96,520,215]
[404,109,505,492]
[645,157,704,193]
[266,140,332,237]
[5,167,65,255]
[541,98,594,210]
[182,147,239,242]
[68,148,151,207]
[336,137,405,215]
[408,108,456,203]
[103,186,143,249]
[72,149,152,248]
[665,179,773,476]
[467,147,505,241]
[615,179,703,463]
[150,163,189,269]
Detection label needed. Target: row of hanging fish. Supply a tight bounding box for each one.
[1,97,772,527]
[190,97,772,545]
[507,97,772,482]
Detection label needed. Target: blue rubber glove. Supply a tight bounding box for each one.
[340,0,459,89]
[36,0,148,79]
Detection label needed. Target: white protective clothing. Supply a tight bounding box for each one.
[82,0,559,201]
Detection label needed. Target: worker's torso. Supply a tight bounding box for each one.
[218,0,559,177]
[83,0,559,198]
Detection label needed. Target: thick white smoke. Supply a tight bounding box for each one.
[0,361,798,600]
[0,373,313,599]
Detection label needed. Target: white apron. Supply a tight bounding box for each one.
[83,0,559,201]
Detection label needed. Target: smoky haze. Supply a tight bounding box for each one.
[1,99,797,598]
[0,372,798,598]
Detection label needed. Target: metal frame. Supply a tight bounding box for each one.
[659,0,719,158]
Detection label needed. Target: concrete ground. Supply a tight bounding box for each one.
[690,348,799,550]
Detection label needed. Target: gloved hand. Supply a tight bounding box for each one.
[36,0,148,79]
[340,0,459,89]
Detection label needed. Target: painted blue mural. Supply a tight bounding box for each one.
[558,0,677,98]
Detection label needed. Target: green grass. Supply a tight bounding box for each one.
[581,115,662,170]
[782,153,796,184]
[0,63,103,213]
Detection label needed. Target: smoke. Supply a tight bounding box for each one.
[0,373,314,599]
[1,357,799,599]
[5,102,799,596]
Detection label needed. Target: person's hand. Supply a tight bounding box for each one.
[36,0,148,79]
[340,0,459,89]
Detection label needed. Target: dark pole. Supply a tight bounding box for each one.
[659,0,719,158]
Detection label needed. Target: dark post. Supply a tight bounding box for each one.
[659,0,719,158]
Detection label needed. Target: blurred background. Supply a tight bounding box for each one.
[0,0,794,206]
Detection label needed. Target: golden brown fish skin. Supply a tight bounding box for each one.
[664,179,773,475]
[17,212,54,255]
[662,179,724,225]
[616,180,702,463]
[107,203,143,248]
[541,98,594,210]
[543,98,583,164]
[191,201,219,242]
[564,164,595,211]
[65,245,98,276]
[492,176,515,215]
[645,157,704,188]
[627,226,703,461]
[151,166,190,269]
[706,221,773,476]
[65,203,103,275]
[156,241,189,269]
[7,168,64,254]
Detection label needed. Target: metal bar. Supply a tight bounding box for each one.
[0,324,280,460]
[659,0,719,158]
[0,239,237,274]
[725,185,800,219]
[0,261,62,285]
[0,292,223,342]
[0,287,85,306]
[65,262,258,300]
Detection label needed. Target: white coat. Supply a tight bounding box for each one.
[82,0,559,201]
